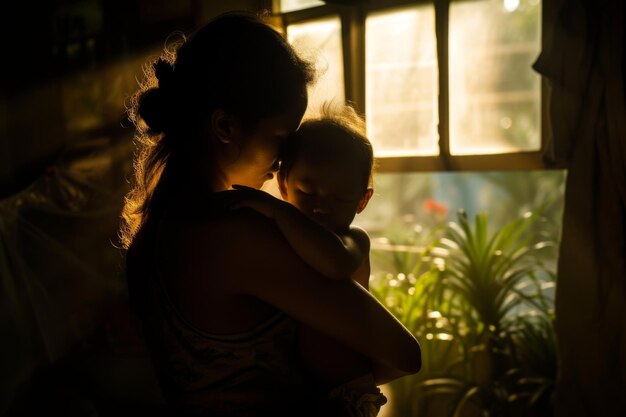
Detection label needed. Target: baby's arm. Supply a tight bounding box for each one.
[231,186,367,279]
[270,218,369,280]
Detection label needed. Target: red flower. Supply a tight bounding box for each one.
[423,199,448,215]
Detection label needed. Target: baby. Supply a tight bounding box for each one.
[233,103,385,416]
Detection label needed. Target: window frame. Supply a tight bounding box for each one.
[274,0,549,172]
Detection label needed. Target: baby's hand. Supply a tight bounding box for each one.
[230,184,282,219]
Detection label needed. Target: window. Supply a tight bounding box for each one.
[274,0,325,14]
[276,0,544,170]
[286,16,345,114]
[366,6,438,157]
[448,0,542,155]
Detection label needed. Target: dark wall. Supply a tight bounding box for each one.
[1,1,265,415]
[1,0,264,198]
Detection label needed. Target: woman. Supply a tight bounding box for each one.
[121,11,421,417]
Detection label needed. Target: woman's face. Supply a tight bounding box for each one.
[224,111,304,190]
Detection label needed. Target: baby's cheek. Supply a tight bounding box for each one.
[292,199,311,214]
[292,200,308,213]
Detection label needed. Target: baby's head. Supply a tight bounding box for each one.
[278,103,374,232]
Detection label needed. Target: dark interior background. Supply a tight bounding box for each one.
[1,1,267,416]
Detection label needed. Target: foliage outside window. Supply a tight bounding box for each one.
[356,170,563,416]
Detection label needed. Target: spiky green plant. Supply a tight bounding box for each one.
[417,209,556,416]
[432,209,555,333]
[370,208,558,417]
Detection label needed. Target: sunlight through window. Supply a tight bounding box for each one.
[449,0,541,155]
[366,6,438,157]
[274,0,324,14]
[287,17,345,115]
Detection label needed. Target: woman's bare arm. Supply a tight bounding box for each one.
[199,210,421,377]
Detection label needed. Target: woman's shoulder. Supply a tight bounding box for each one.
[166,192,286,253]
[164,196,297,297]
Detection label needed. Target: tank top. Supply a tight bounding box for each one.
[126,207,312,416]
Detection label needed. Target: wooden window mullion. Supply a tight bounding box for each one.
[342,6,366,113]
[435,0,452,170]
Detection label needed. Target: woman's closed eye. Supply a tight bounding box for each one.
[297,188,315,196]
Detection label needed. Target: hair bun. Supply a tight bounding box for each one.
[154,59,175,90]
[137,60,178,134]
[138,87,170,133]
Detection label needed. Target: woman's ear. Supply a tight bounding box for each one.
[210,109,233,144]
[278,173,288,199]
[356,188,374,213]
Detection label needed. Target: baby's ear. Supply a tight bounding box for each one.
[357,188,374,213]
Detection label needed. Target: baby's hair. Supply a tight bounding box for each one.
[279,102,375,191]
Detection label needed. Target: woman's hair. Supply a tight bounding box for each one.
[278,102,375,191]
[120,11,315,249]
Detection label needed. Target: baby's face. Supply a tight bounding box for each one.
[279,154,369,232]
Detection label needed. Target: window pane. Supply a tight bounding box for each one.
[366,6,438,157]
[354,169,565,277]
[274,0,324,14]
[287,17,345,115]
[449,0,542,155]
